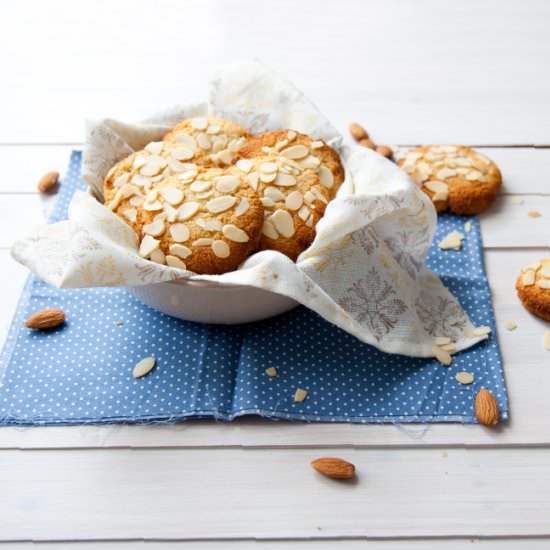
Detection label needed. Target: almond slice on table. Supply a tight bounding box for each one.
[311,457,356,480]
[133,357,156,378]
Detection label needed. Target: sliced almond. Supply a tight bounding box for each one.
[145,141,163,155]
[537,280,550,289]
[437,168,457,180]
[189,180,211,193]
[455,371,474,385]
[177,202,200,221]
[544,331,550,351]
[215,175,240,193]
[265,367,278,377]
[521,269,536,286]
[504,320,517,331]
[473,325,491,336]
[294,388,308,402]
[174,134,197,148]
[160,186,184,205]
[191,117,207,130]
[212,240,230,258]
[271,209,295,238]
[433,345,452,366]
[285,190,303,211]
[424,180,448,193]
[248,171,259,190]
[143,199,163,211]
[171,146,195,161]
[192,238,213,247]
[264,186,286,202]
[261,220,279,239]
[464,220,473,233]
[260,171,277,183]
[260,162,278,174]
[142,220,165,237]
[169,244,192,259]
[318,165,334,189]
[139,235,160,258]
[149,248,166,265]
[222,224,249,243]
[133,357,156,378]
[140,156,167,176]
[122,208,137,222]
[235,198,250,216]
[281,145,309,160]
[528,210,542,218]
[236,159,253,173]
[206,196,236,214]
[196,133,212,150]
[539,264,550,278]
[169,223,190,242]
[165,255,187,269]
[274,173,297,187]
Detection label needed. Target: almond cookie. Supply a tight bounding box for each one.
[236,130,344,200]
[163,117,250,168]
[233,149,330,261]
[103,140,207,232]
[397,145,502,215]
[516,259,550,321]
[127,167,263,274]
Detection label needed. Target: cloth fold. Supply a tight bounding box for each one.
[11,60,482,357]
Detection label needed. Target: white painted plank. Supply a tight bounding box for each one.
[479,195,550,248]
[1,248,550,449]
[0,145,74,193]
[0,146,548,196]
[0,0,549,144]
[0,540,548,549]
[1,447,550,540]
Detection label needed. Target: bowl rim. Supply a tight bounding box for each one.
[167,278,249,290]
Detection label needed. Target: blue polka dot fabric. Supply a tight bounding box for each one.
[0,152,508,425]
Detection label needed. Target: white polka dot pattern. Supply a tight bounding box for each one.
[0,152,508,425]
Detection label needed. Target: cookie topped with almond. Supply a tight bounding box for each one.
[397,145,502,215]
[134,167,263,274]
[234,130,344,260]
[516,259,550,321]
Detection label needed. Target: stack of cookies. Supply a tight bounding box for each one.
[103,118,344,274]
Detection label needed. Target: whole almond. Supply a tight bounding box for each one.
[475,388,499,426]
[25,309,65,330]
[311,457,355,480]
[376,145,393,159]
[359,138,376,150]
[349,123,368,142]
[37,171,59,193]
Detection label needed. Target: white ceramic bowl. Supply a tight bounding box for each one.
[128,279,299,324]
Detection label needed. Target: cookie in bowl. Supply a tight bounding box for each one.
[234,130,344,260]
[106,164,264,275]
[397,145,502,215]
[163,117,250,168]
[236,130,344,199]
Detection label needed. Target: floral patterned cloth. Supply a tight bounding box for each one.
[11,60,483,357]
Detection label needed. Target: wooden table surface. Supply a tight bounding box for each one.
[1,0,549,547]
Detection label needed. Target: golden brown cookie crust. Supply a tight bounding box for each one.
[397,145,502,215]
[516,259,550,322]
[234,131,337,261]
[163,117,250,168]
